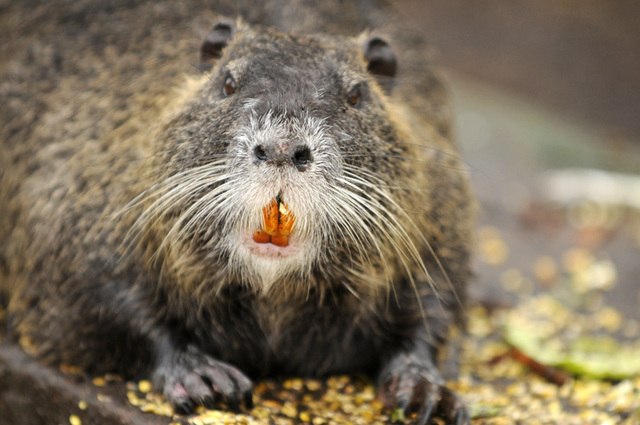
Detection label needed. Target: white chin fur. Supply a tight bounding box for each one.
[235,232,313,291]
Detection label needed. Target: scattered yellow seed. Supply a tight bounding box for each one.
[138,380,152,393]
[532,256,557,284]
[547,399,562,415]
[127,391,141,406]
[69,415,81,425]
[283,378,304,390]
[92,377,106,387]
[596,306,623,332]
[281,403,297,418]
[262,400,283,409]
[501,268,524,292]
[570,259,618,293]
[60,364,83,375]
[584,292,605,312]
[479,235,509,266]
[562,248,593,272]
[530,380,557,399]
[305,379,322,391]
[589,260,618,291]
[78,400,87,410]
[468,310,492,338]
[559,380,574,398]
[299,412,311,422]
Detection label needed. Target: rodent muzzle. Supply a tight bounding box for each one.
[253,198,295,247]
[253,142,313,172]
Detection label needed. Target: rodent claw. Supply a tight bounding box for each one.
[243,389,254,410]
[201,394,217,410]
[160,348,254,414]
[394,392,411,416]
[417,395,436,425]
[454,407,471,425]
[171,396,195,415]
[379,362,469,425]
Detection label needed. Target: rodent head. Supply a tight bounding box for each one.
[136,20,424,294]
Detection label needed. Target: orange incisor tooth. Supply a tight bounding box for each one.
[252,229,271,244]
[277,202,295,236]
[271,234,289,247]
[252,198,296,246]
[262,199,279,235]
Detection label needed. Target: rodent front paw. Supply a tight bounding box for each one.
[154,346,253,414]
[378,363,470,425]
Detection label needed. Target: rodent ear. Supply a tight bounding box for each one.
[363,36,397,93]
[200,21,235,71]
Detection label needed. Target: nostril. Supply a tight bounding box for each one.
[254,145,268,162]
[292,146,312,169]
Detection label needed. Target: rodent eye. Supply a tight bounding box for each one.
[223,76,237,96]
[346,86,361,107]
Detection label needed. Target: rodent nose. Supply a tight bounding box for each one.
[292,146,312,169]
[253,143,313,171]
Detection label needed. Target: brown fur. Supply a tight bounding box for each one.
[0,0,474,423]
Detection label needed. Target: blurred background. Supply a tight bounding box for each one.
[395,0,640,321]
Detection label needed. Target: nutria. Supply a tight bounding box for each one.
[0,0,474,423]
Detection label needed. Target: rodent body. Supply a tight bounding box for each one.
[0,0,473,423]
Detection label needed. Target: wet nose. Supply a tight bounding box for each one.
[254,141,313,171]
